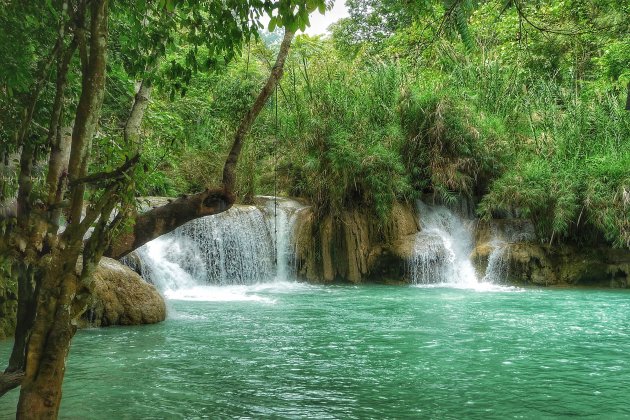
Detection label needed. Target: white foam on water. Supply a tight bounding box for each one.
[164,285,276,303]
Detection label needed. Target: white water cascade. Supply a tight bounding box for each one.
[258,197,306,281]
[408,200,536,287]
[409,200,478,286]
[130,198,307,297]
[480,220,536,284]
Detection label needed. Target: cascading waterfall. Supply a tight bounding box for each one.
[409,200,478,286]
[408,199,536,286]
[131,198,306,296]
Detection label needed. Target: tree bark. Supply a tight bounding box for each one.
[16,259,83,418]
[45,39,77,227]
[222,29,295,192]
[0,371,24,397]
[14,2,109,418]
[67,0,109,226]
[124,77,153,148]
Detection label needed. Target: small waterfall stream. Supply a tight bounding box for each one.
[408,200,535,287]
[131,197,306,297]
[409,200,478,286]
[258,197,305,281]
[481,240,510,283]
[480,220,536,284]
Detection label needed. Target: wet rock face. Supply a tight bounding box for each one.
[79,257,166,327]
[472,221,630,287]
[294,202,419,284]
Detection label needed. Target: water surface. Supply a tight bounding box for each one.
[1,284,629,418]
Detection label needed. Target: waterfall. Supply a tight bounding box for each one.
[481,240,510,283]
[481,220,535,283]
[409,200,478,286]
[130,198,306,295]
[258,197,306,281]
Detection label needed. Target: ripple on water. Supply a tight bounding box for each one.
[0,285,629,418]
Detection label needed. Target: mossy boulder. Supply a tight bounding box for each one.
[80,257,166,327]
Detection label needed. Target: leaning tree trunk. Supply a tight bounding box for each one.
[105,188,234,259]
[109,29,296,257]
[222,29,295,192]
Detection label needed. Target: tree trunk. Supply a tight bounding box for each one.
[14,1,109,418]
[124,76,153,148]
[16,256,84,418]
[67,0,109,226]
[222,29,295,192]
[7,265,37,374]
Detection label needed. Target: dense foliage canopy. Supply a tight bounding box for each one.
[123,0,629,246]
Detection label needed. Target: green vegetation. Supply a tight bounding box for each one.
[130,0,629,247]
[0,0,628,416]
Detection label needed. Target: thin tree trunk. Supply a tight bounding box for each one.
[46,40,77,227]
[6,265,37,374]
[222,29,295,192]
[67,0,109,227]
[124,76,153,148]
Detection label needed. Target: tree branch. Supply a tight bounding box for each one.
[69,154,139,188]
[104,188,235,259]
[0,371,24,397]
[222,29,295,192]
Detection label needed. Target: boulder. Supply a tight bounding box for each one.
[79,257,166,327]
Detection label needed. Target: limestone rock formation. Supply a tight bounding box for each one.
[472,220,630,287]
[79,257,166,327]
[294,202,419,283]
